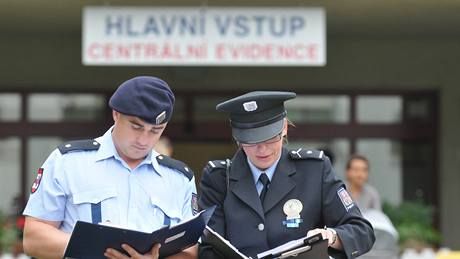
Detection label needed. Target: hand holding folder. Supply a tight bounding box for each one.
[203,226,328,259]
[64,206,215,259]
[256,233,327,259]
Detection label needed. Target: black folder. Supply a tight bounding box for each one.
[257,234,328,259]
[64,206,215,259]
[203,226,328,259]
[202,226,249,259]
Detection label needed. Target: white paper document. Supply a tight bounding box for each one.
[256,236,309,258]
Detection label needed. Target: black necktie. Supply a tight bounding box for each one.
[259,173,270,203]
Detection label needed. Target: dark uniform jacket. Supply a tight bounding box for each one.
[198,147,375,259]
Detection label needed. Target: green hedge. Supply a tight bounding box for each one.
[0,211,20,253]
[382,201,441,246]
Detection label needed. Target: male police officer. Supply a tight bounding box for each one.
[23,76,198,259]
[199,91,375,258]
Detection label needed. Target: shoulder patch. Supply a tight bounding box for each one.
[203,159,230,174]
[288,148,324,160]
[58,139,100,154]
[156,155,194,181]
[338,187,355,211]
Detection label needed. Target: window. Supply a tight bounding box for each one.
[0,137,21,212]
[28,94,105,122]
[286,95,350,123]
[357,139,402,205]
[194,96,232,122]
[357,96,402,124]
[27,137,63,192]
[0,93,21,121]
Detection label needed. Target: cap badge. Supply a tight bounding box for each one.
[243,101,258,112]
[156,111,166,124]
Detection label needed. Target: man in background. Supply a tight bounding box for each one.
[345,155,381,211]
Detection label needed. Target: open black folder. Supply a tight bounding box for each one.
[203,226,328,259]
[64,206,215,259]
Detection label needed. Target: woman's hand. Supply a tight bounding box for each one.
[307,228,343,250]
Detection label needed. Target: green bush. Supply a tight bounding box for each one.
[383,201,441,246]
[0,212,3,253]
[0,211,20,254]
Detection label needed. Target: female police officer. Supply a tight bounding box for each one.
[198,91,375,258]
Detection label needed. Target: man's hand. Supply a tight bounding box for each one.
[104,243,161,259]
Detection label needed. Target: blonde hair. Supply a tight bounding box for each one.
[283,117,294,145]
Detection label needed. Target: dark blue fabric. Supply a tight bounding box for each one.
[259,173,270,204]
[91,202,102,224]
[216,91,295,143]
[198,147,375,259]
[109,76,175,125]
[163,214,171,227]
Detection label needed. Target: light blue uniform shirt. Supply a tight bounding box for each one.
[247,156,281,195]
[24,127,197,233]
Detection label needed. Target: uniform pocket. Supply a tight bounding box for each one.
[73,188,117,205]
[71,187,118,223]
[150,196,182,227]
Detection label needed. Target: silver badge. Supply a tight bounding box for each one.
[243,101,258,112]
[283,199,303,219]
[156,111,166,124]
[283,199,303,228]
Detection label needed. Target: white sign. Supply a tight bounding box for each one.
[82,7,326,66]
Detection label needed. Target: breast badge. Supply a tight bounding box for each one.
[282,199,303,228]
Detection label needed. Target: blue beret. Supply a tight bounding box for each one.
[216,91,296,144]
[109,76,175,125]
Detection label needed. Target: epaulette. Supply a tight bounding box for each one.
[156,155,194,181]
[58,139,100,154]
[288,148,325,160]
[204,160,230,173]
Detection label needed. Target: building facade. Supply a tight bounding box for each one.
[0,0,459,249]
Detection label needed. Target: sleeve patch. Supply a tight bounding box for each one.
[338,187,354,211]
[31,168,44,194]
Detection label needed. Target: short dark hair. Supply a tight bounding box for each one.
[346,154,369,170]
